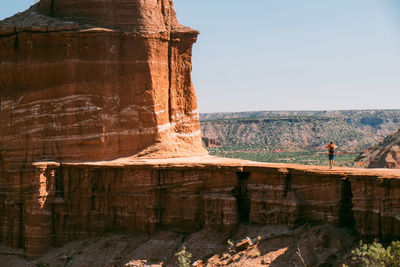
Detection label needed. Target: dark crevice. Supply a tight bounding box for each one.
[160,0,166,19]
[17,170,24,248]
[18,203,24,248]
[294,201,307,225]
[51,0,55,17]
[155,170,166,230]
[236,172,250,181]
[283,170,292,198]
[54,167,64,198]
[90,195,95,210]
[233,172,251,224]
[13,33,18,51]
[339,178,355,229]
[378,212,383,242]
[113,207,117,228]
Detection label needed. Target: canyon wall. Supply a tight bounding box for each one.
[1,160,399,258]
[355,129,400,169]
[1,1,399,261]
[0,1,206,169]
[200,110,400,151]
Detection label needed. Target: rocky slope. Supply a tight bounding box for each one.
[200,110,400,151]
[355,129,400,168]
[0,1,207,169]
[0,224,356,266]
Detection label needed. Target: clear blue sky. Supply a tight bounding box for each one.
[2,1,400,113]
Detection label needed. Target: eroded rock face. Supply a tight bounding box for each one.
[38,0,179,31]
[1,158,399,258]
[1,1,400,262]
[350,174,400,241]
[355,129,400,169]
[0,1,207,168]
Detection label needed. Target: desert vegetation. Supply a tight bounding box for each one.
[348,241,400,267]
[201,110,400,166]
[208,144,358,167]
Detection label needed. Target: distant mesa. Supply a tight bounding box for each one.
[0,0,207,167]
[199,110,400,152]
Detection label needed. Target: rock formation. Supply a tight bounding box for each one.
[1,0,400,262]
[355,129,400,168]
[0,0,207,169]
[1,158,400,259]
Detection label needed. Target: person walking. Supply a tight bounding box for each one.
[326,141,337,169]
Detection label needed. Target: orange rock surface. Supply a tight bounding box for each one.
[38,0,178,31]
[1,0,400,262]
[1,157,400,258]
[0,1,207,168]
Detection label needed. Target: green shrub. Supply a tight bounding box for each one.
[175,246,192,267]
[351,240,400,267]
[227,239,235,253]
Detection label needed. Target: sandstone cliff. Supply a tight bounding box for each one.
[0,1,207,168]
[38,0,179,32]
[0,158,399,259]
[355,129,400,169]
[1,1,400,263]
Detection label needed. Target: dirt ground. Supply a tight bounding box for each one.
[0,224,356,267]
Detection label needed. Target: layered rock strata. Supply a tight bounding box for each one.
[355,129,400,169]
[350,174,400,241]
[1,0,400,261]
[38,0,179,31]
[0,1,207,169]
[1,159,399,258]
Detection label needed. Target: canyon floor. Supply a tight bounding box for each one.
[0,224,356,267]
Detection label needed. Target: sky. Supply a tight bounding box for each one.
[2,1,400,113]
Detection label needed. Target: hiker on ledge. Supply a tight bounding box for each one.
[326,141,337,169]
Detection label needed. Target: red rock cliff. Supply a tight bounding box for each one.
[355,129,400,169]
[38,0,179,31]
[0,1,207,168]
[1,1,400,262]
[1,158,399,258]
